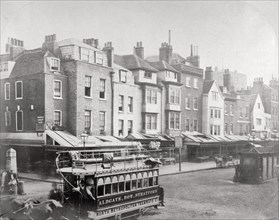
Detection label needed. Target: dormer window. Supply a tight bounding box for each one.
[144,71,152,78]
[81,48,90,62]
[166,71,177,80]
[50,58,60,72]
[4,63,8,71]
[0,62,8,72]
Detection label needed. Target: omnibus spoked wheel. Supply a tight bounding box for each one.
[139,208,145,216]
[115,214,121,220]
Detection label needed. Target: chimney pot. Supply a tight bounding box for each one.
[134,41,144,59]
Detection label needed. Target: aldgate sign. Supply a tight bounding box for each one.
[92,197,158,218]
[98,188,158,208]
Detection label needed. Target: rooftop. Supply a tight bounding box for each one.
[114,54,158,72]
[9,48,45,78]
[58,38,103,52]
[203,80,215,94]
[147,60,178,73]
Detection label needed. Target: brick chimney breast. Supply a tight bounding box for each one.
[103,41,114,67]
[83,38,99,48]
[6,37,25,60]
[133,41,144,59]
[159,42,172,64]
[42,34,58,55]
[205,66,213,81]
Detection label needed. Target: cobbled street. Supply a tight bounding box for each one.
[140,168,278,220]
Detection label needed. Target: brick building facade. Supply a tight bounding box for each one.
[1,37,67,134]
[251,77,279,134]
[115,43,162,135]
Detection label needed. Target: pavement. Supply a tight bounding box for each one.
[18,161,217,183]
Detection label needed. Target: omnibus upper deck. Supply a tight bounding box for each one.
[56,148,161,220]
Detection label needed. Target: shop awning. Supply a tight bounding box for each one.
[126,132,174,141]
[45,130,80,146]
[181,131,217,143]
[45,130,140,151]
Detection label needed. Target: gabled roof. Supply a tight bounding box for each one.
[147,60,178,73]
[203,80,215,94]
[145,53,186,65]
[241,94,259,111]
[114,54,158,72]
[249,146,274,154]
[9,48,46,78]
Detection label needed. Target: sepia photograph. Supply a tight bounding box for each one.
[0,1,278,219]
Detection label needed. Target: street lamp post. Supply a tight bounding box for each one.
[175,136,183,172]
[81,133,88,158]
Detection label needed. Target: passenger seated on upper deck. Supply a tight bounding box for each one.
[73,178,96,212]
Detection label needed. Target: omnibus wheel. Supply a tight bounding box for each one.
[115,214,121,220]
[139,208,145,216]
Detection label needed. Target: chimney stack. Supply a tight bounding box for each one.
[6,37,25,60]
[159,42,172,64]
[224,72,234,92]
[186,44,200,67]
[83,38,99,48]
[103,42,114,67]
[204,66,213,81]
[42,34,58,55]
[133,42,144,59]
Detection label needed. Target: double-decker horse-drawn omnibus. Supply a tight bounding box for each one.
[55,148,161,220]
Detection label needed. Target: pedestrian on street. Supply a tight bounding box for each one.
[158,185,165,207]
[48,182,63,203]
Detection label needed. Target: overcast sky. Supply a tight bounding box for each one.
[1,1,278,85]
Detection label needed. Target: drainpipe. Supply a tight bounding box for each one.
[110,71,115,136]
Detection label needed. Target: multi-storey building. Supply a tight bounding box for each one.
[103,42,142,137]
[114,43,161,135]
[222,91,250,135]
[148,60,182,136]
[205,67,251,136]
[172,46,203,133]
[251,77,279,134]
[147,43,203,133]
[242,94,271,138]
[58,37,113,136]
[223,91,237,135]
[0,35,68,168]
[202,80,224,136]
[235,95,251,135]
[1,35,67,134]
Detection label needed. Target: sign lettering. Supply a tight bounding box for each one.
[95,197,158,217]
[98,188,158,207]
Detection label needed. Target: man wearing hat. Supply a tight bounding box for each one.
[48,182,63,202]
[73,177,95,212]
[85,178,95,201]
